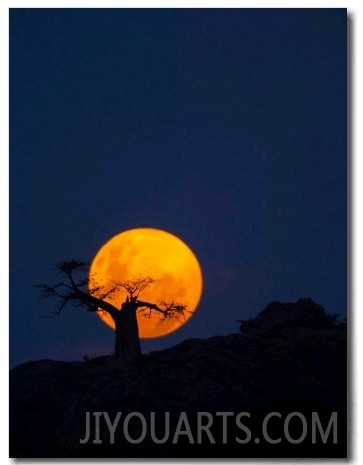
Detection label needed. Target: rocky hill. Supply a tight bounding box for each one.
[10,299,347,458]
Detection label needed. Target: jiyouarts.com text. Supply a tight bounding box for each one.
[80,411,338,445]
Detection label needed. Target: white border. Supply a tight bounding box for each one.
[3,2,360,464]
[1,1,355,7]
[1,1,9,463]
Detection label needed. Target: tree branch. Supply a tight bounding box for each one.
[136,299,188,321]
[38,260,119,319]
[38,263,188,326]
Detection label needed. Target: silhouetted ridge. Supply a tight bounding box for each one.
[10,298,347,459]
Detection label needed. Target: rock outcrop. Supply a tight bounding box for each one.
[239,298,341,335]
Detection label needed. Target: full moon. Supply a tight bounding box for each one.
[89,228,203,338]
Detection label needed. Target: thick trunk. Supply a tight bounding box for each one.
[114,304,141,359]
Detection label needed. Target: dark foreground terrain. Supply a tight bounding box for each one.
[10,298,347,458]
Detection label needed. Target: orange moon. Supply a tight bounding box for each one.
[89,228,203,338]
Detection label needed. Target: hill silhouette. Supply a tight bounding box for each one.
[10,298,347,458]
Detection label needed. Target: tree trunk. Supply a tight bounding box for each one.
[114,302,141,359]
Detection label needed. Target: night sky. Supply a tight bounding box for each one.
[10,8,347,368]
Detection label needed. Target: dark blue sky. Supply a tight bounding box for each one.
[10,8,346,367]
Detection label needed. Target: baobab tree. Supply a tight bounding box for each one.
[37,260,188,359]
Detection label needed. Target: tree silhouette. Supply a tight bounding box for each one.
[37,260,188,359]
